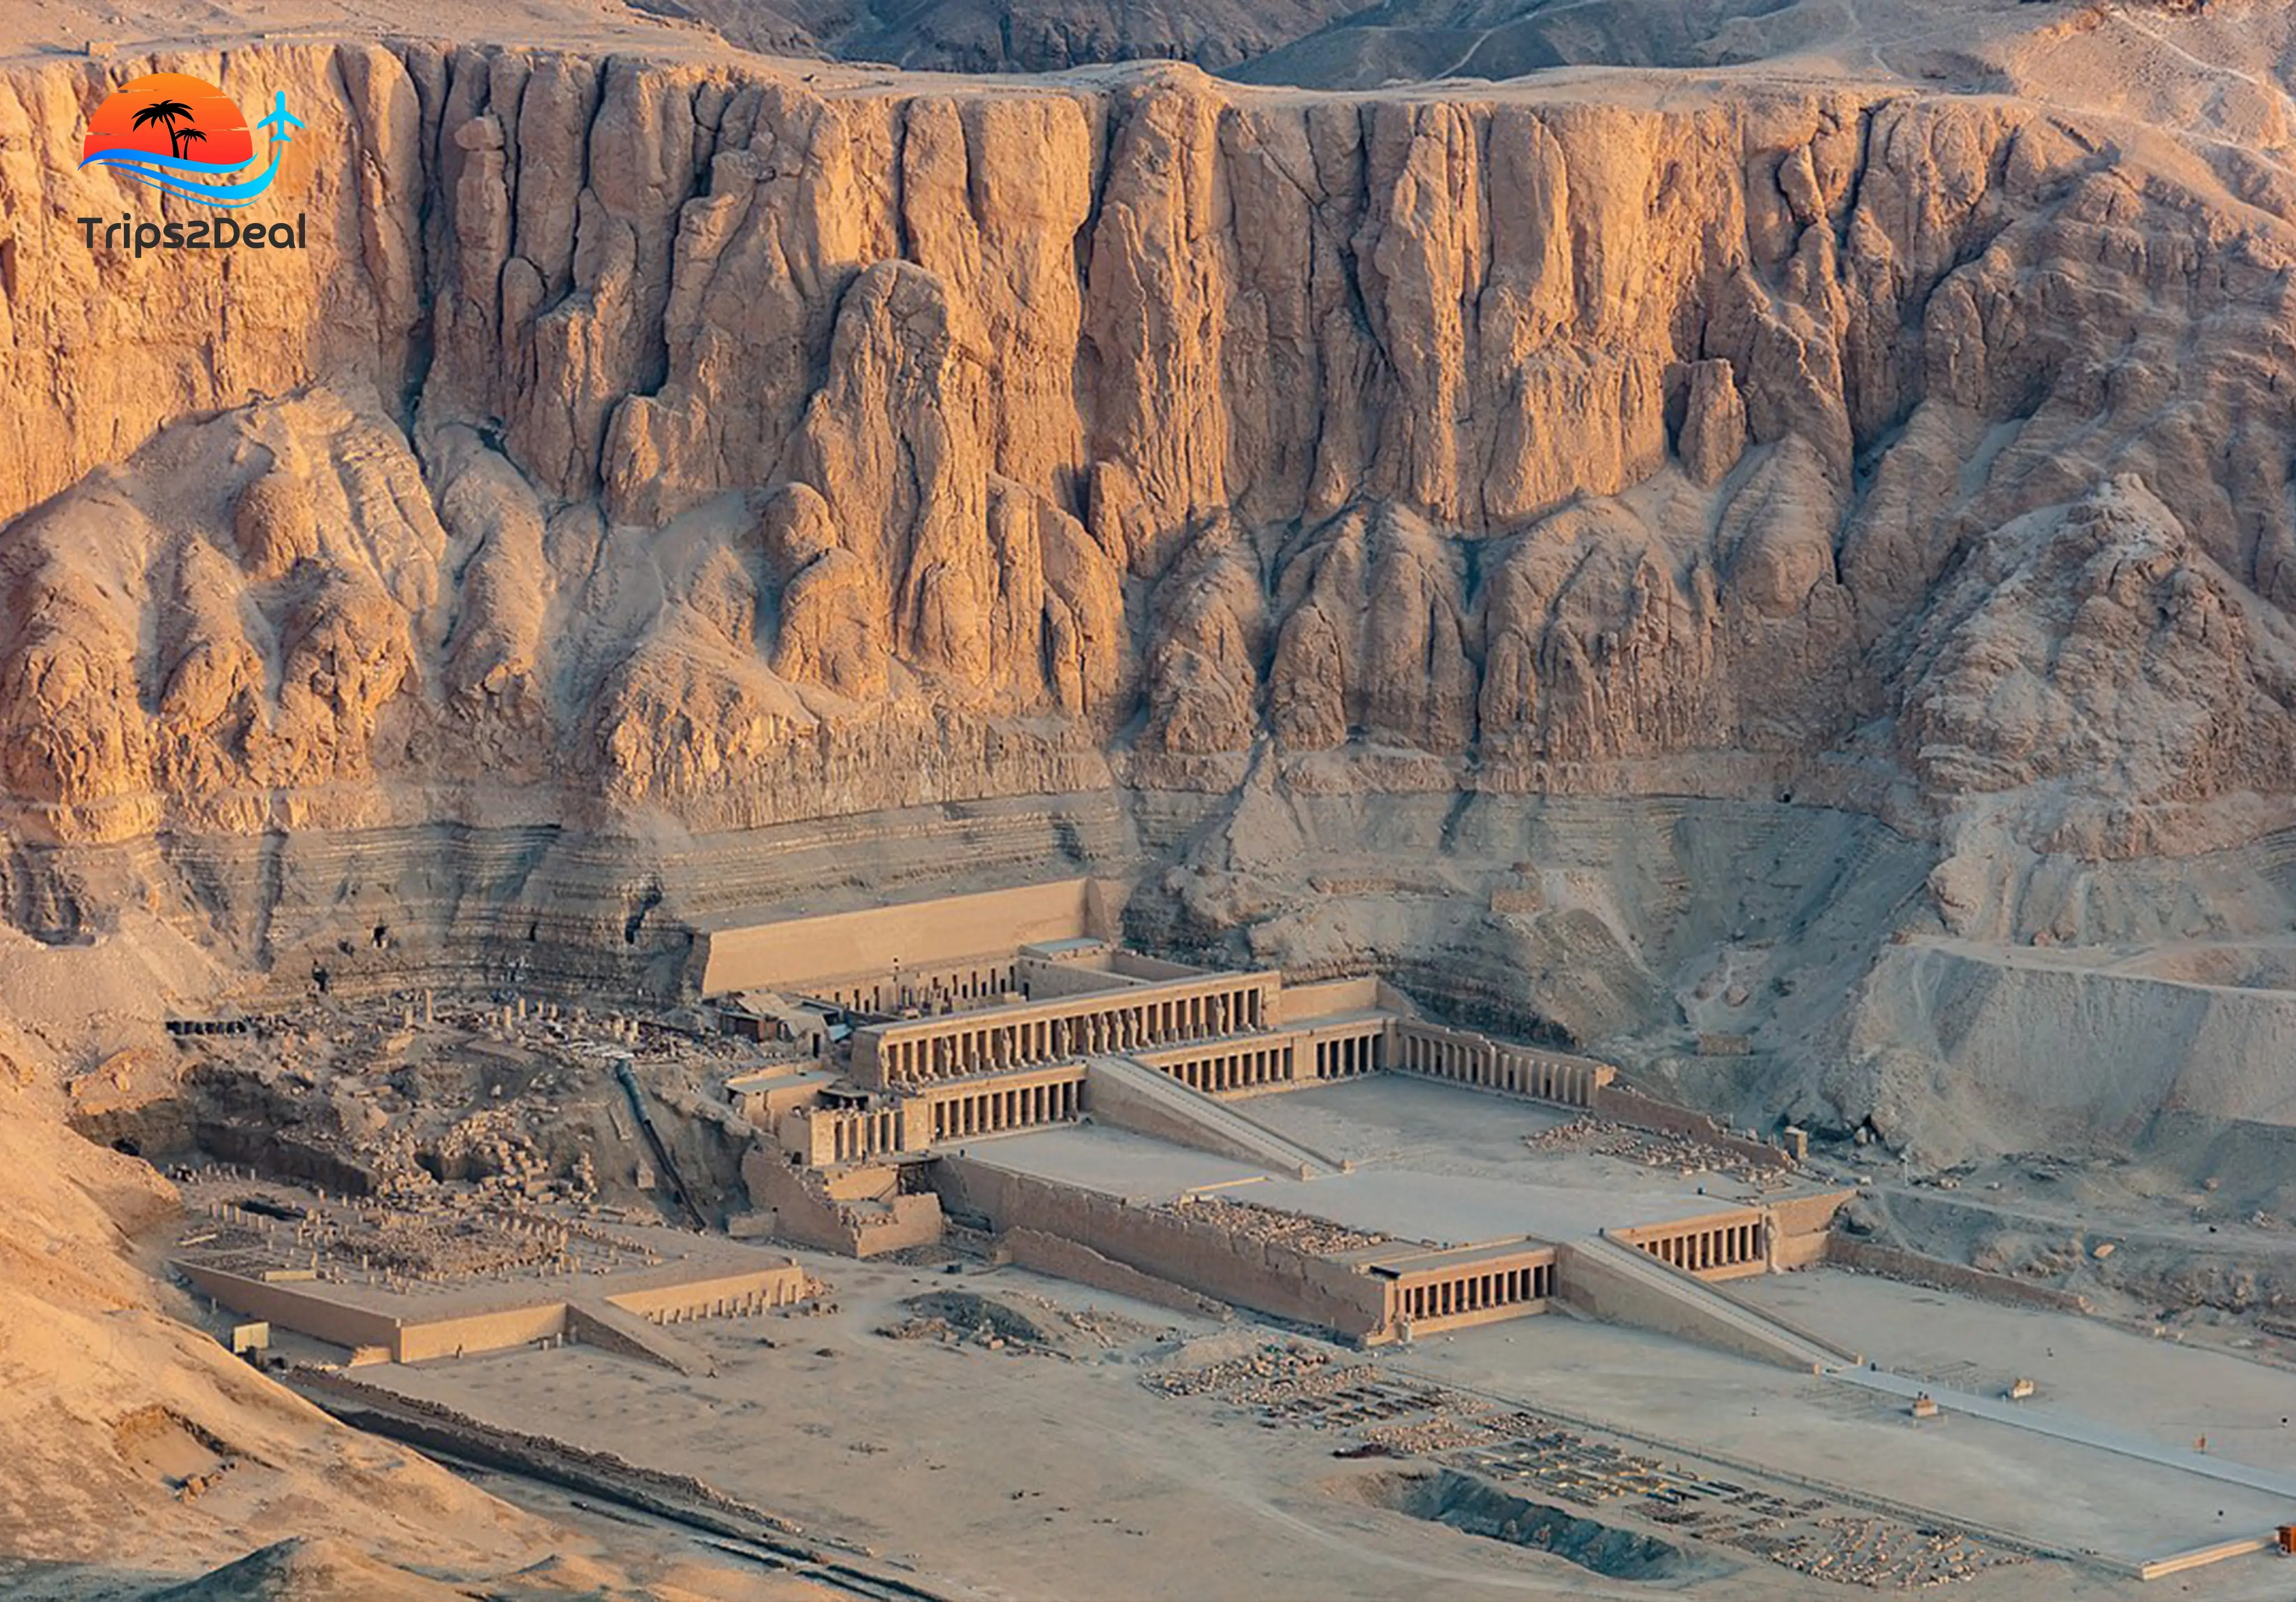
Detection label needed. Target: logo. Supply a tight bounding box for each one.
[76,73,311,256]
[82,72,304,207]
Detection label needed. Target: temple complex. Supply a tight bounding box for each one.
[702,882,1854,1355]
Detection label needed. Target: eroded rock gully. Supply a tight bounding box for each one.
[2,44,2293,871]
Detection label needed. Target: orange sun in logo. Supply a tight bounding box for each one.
[85,72,254,169]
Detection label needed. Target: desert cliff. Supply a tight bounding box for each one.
[2,28,2293,868]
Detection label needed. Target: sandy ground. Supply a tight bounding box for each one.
[365,1260,1664,1602]
[347,1244,2296,1602]
[1407,1308,2296,1577]
[1733,1269,2296,1486]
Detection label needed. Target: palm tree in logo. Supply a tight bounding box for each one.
[130,96,200,160]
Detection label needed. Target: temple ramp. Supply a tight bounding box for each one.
[564,1299,712,1376]
[1082,1056,1342,1180]
[1556,1235,1851,1373]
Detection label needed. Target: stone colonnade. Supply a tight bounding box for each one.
[640,1285,797,1324]
[1397,1258,1556,1326]
[1148,1041,1295,1094]
[826,1106,904,1164]
[784,1100,933,1166]
[1310,1028,1383,1080]
[1134,1019,1385,1095]
[926,1075,1084,1141]
[1391,1022,1613,1108]
[1138,1037,1304,1087]
[1635,1217,1765,1275]
[861,977,1276,1087]
[819,960,1020,1015]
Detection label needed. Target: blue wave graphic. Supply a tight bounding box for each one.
[80,145,254,175]
[80,146,283,207]
[109,168,260,209]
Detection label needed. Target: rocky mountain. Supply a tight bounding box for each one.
[623,0,2234,84]
[650,0,1364,73]
[3,25,2294,870]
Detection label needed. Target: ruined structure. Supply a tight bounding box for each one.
[705,882,1848,1351]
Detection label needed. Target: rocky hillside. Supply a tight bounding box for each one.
[659,0,1364,73]
[3,31,2295,870]
[608,0,2255,83]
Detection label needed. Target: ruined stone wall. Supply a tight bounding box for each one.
[177,1263,402,1354]
[932,1155,1392,1337]
[1825,1236,2094,1314]
[1592,1084,1795,1171]
[999,1226,1231,1319]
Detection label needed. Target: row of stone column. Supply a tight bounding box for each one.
[828,1108,903,1164]
[1395,1029,1599,1109]
[929,1077,1081,1141]
[1501,1052,1592,1106]
[646,1285,789,1325]
[1399,1030,1494,1089]
[1401,1261,1553,1323]
[1644,1219,1762,1274]
[1313,1032,1381,1079]
[832,963,1020,1015]
[883,986,1269,1083]
[1172,1044,1293,1094]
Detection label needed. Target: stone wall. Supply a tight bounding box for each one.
[1591,1084,1794,1172]
[1272,976,1384,1024]
[396,1303,569,1363]
[1769,1191,1858,1268]
[933,1156,1394,1340]
[1825,1237,2094,1314]
[177,1263,401,1354]
[698,879,1112,996]
[183,1265,570,1363]
[1016,956,1139,999]
[999,1227,1231,1319]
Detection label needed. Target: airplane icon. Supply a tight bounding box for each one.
[256,92,306,143]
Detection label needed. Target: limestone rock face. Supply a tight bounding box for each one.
[1896,478,2296,855]
[0,567,151,817]
[672,0,1363,74]
[784,260,997,688]
[1677,360,1748,487]
[233,470,323,581]
[1142,519,1267,755]
[768,483,891,702]
[1,44,2295,856]
[1269,507,1476,756]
